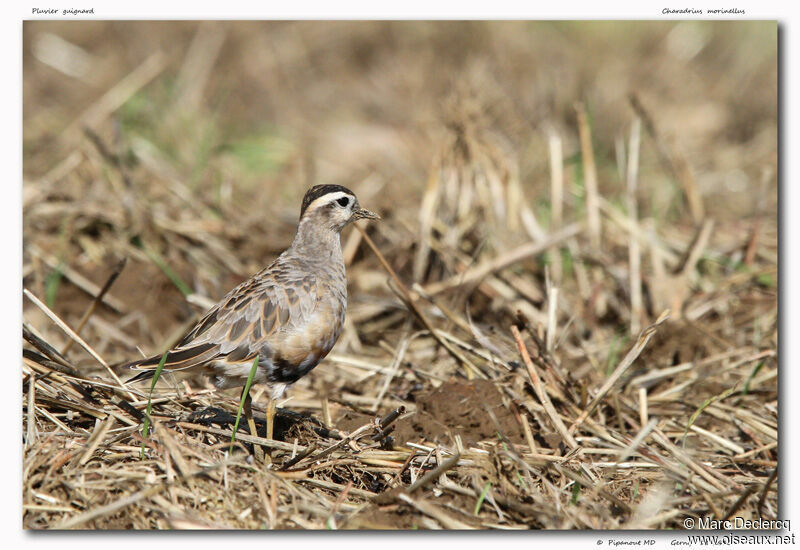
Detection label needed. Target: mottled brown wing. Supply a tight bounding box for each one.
[127,256,318,376]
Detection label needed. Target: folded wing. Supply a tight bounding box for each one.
[125,257,318,381]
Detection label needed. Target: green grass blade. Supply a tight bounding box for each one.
[229,356,259,453]
[44,263,64,308]
[137,240,193,297]
[474,482,492,516]
[140,350,169,459]
[681,384,739,448]
[571,481,581,505]
[516,470,528,492]
[742,361,765,395]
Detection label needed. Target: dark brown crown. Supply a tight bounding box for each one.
[299,184,356,218]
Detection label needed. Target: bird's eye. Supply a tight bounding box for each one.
[336,197,350,207]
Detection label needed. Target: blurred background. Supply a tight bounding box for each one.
[22,21,778,529]
[23,20,777,344]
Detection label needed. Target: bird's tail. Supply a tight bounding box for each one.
[122,343,219,384]
[126,365,159,384]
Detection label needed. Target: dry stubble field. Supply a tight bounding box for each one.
[22,21,777,529]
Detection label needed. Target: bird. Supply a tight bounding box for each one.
[124,184,379,441]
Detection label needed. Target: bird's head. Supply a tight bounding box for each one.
[298,184,380,233]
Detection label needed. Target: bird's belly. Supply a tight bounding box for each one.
[266,302,344,385]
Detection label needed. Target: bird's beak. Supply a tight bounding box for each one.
[354,208,380,221]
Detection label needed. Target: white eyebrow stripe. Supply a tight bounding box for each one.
[304,191,355,214]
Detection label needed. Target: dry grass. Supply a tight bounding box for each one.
[23,21,777,529]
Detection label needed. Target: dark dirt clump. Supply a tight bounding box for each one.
[639,320,714,368]
[336,379,525,448]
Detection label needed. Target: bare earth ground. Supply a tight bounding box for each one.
[22,21,777,529]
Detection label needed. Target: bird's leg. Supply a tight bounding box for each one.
[266,397,276,441]
[241,386,255,435]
